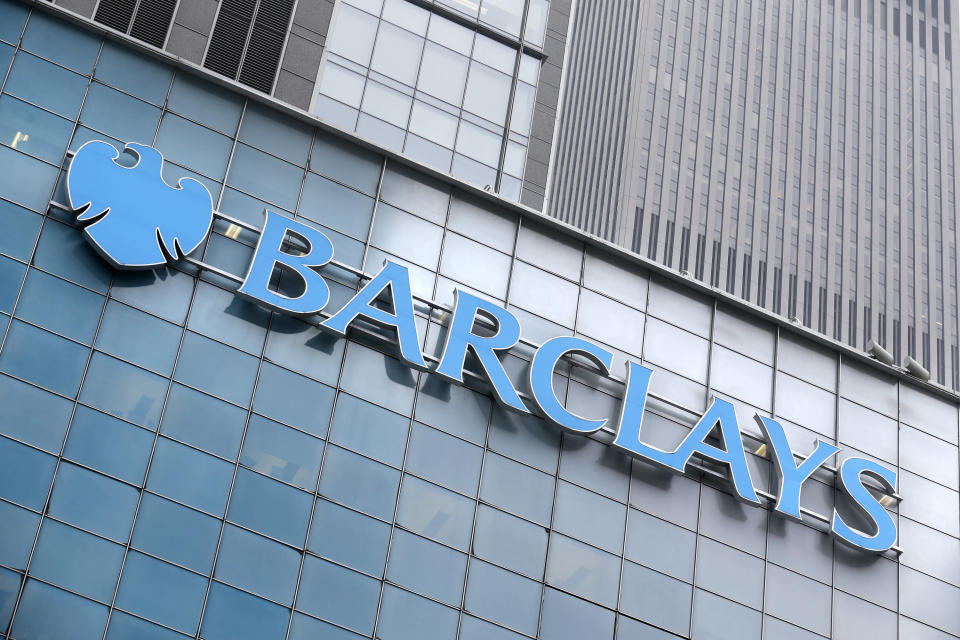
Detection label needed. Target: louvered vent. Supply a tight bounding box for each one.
[93,0,175,48]
[93,0,137,33]
[204,0,295,93]
[129,0,177,47]
[205,0,258,80]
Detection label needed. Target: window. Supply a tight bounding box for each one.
[204,0,297,93]
[313,0,543,201]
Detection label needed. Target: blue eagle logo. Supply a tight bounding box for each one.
[66,141,214,270]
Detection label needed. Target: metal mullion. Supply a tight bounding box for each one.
[283,137,384,640]
[367,154,435,637]
[358,156,389,281]
[190,317,277,638]
[99,66,206,639]
[3,34,108,639]
[493,0,532,194]
[758,323,782,640]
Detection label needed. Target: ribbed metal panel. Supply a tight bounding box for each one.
[547,0,646,242]
[129,0,176,47]
[92,0,137,33]
[237,0,295,93]
[204,0,258,80]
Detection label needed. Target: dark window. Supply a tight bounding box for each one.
[933,0,938,18]
[920,0,925,13]
[947,33,953,59]
[894,7,901,35]
[93,0,176,48]
[204,0,296,94]
[920,20,926,47]
[946,0,952,23]
[933,26,939,54]
[907,13,914,41]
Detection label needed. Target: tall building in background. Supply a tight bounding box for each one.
[550,0,960,388]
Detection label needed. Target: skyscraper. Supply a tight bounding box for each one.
[550,0,960,389]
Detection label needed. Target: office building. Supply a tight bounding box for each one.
[0,2,957,640]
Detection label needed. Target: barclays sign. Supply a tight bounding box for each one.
[66,141,901,555]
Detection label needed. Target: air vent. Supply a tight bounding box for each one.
[204,0,295,94]
[129,0,177,47]
[93,0,138,33]
[93,0,175,48]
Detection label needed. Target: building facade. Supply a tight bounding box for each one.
[0,2,958,640]
[549,0,960,393]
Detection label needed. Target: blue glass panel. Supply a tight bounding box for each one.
[161,383,247,459]
[155,113,233,179]
[10,580,107,640]
[406,422,483,495]
[115,551,207,635]
[174,331,259,406]
[132,493,220,574]
[29,520,124,602]
[0,200,42,261]
[307,499,391,575]
[0,374,72,452]
[310,134,382,195]
[539,587,615,640]
[241,414,324,490]
[47,462,138,542]
[318,445,400,520]
[16,268,104,343]
[253,363,335,436]
[200,582,290,640]
[215,525,301,605]
[473,504,548,579]
[0,320,88,397]
[80,353,168,429]
[167,74,243,136]
[0,436,55,510]
[0,145,60,212]
[4,52,88,119]
[0,0,28,44]
[20,11,100,73]
[238,102,313,166]
[0,255,25,314]
[376,585,459,640]
[94,41,173,106]
[289,613,367,640]
[189,281,271,355]
[33,219,112,292]
[70,124,123,152]
[264,314,344,386]
[0,565,18,634]
[219,186,290,226]
[480,451,554,525]
[95,300,181,374]
[64,406,152,485]
[464,559,541,636]
[296,556,381,634]
[110,267,193,324]
[0,500,39,570]
[147,438,234,515]
[227,468,312,546]
[396,475,474,551]
[0,95,73,163]
[299,172,375,240]
[545,533,620,608]
[80,82,162,143]
[226,143,303,211]
[329,393,409,468]
[106,611,191,640]
[386,530,467,606]
[339,342,417,416]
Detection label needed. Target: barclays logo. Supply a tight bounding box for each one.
[64,141,903,556]
[67,141,214,269]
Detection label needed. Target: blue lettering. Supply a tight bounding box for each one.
[529,336,614,433]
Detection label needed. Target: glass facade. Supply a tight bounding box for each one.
[0,3,958,640]
[312,0,545,201]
